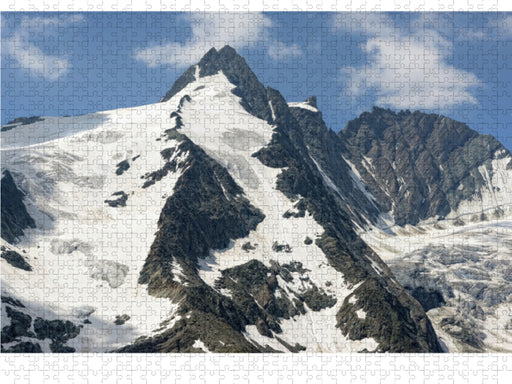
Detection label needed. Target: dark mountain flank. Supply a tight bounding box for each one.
[1,170,35,244]
[339,107,512,226]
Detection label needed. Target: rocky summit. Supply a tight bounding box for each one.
[3,46,512,353]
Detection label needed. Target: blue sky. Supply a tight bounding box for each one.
[3,12,512,149]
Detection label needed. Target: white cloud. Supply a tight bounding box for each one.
[334,13,480,110]
[497,15,512,38]
[267,41,303,61]
[134,13,301,68]
[3,14,84,81]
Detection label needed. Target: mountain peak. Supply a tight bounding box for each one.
[161,46,272,122]
[341,106,511,226]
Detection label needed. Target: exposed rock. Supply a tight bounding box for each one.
[6,116,44,125]
[115,160,130,175]
[1,296,25,308]
[408,287,445,312]
[1,306,35,343]
[339,107,512,226]
[3,341,42,353]
[114,314,130,325]
[33,317,80,352]
[1,249,32,271]
[241,242,256,252]
[272,242,292,253]
[1,170,36,244]
[104,191,128,207]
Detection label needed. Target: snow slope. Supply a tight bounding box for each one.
[361,218,512,352]
[1,98,187,351]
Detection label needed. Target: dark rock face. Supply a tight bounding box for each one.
[115,160,130,176]
[2,116,45,131]
[1,248,32,271]
[138,130,265,295]
[1,296,81,353]
[33,318,80,352]
[408,287,446,312]
[2,341,43,353]
[336,277,441,352]
[254,89,441,353]
[117,310,262,353]
[1,125,17,132]
[1,296,25,308]
[339,107,512,225]
[215,260,336,334]
[104,191,128,207]
[1,306,35,344]
[161,46,272,122]
[1,170,36,244]
[160,65,197,103]
[114,314,130,325]
[6,116,45,125]
[289,104,382,226]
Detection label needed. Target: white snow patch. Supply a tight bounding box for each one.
[192,339,210,352]
[356,309,367,319]
[343,156,379,208]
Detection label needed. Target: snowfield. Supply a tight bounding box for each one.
[362,218,512,352]
[2,96,187,351]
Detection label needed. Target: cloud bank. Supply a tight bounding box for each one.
[334,13,480,110]
[3,14,84,81]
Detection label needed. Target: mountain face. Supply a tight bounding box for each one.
[334,107,512,352]
[3,46,512,353]
[339,107,512,226]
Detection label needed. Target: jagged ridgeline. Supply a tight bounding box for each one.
[18,45,512,352]
[339,107,512,226]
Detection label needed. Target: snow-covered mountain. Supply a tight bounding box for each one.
[2,45,510,353]
[334,107,512,352]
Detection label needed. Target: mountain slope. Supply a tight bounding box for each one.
[339,107,512,226]
[1,46,441,353]
[334,107,512,352]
